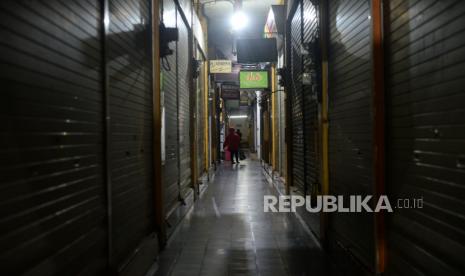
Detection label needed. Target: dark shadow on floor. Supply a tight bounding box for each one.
[152,161,344,276]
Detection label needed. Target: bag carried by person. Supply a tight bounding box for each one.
[224,146,231,161]
[239,150,246,160]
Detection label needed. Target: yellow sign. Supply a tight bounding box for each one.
[209,60,232,73]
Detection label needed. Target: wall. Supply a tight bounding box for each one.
[108,0,155,271]
[176,4,193,200]
[282,0,465,274]
[385,0,465,274]
[160,0,209,236]
[277,53,287,178]
[286,0,321,237]
[0,0,157,275]
[327,0,375,270]
[160,0,181,235]
[287,0,320,196]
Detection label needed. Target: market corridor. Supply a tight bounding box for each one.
[2,0,465,275]
[152,160,329,276]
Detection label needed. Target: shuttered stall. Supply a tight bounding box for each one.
[177,10,192,199]
[263,105,271,164]
[385,1,465,275]
[107,0,155,268]
[327,0,374,269]
[161,0,180,218]
[196,48,206,178]
[289,1,306,194]
[277,54,287,178]
[278,89,287,177]
[0,1,107,275]
[302,0,320,196]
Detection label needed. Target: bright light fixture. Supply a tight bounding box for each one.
[229,115,248,119]
[230,11,248,31]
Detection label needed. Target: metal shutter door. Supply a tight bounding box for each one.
[161,0,180,217]
[278,86,287,177]
[177,12,192,199]
[107,0,154,268]
[302,0,320,196]
[385,1,465,275]
[197,52,205,176]
[278,53,286,177]
[0,1,107,275]
[263,107,271,164]
[328,0,374,268]
[290,1,305,194]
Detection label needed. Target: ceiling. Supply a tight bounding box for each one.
[202,0,280,61]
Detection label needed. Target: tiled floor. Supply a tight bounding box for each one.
[153,160,331,276]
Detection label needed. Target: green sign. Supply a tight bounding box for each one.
[239,71,269,89]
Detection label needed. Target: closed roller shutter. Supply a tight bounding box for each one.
[302,0,320,195]
[107,0,154,268]
[177,11,192,199]
[196,49,205,176]
[328,0,374,268]
[161,0,180,216]
[278,54,286,177]
[385,1,465,275]
[278,78,286,177]
[262,106,271,164]
[0,1,107,275]
[290,1,305,194]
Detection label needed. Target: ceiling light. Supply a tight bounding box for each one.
[229,115,248,119]
[230,11,248,31]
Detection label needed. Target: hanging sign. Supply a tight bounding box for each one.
[239,71,269,89]
[221,84,240,100]
[210,60,232,73]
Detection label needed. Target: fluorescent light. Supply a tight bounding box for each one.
[229,115,248,119]
[230,11,248,31]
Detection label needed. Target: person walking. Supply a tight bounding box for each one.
[224,127,240,164]
[236,129,242,140]
[236,129,246,160]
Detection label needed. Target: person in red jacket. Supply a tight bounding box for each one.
[224,127,241,164]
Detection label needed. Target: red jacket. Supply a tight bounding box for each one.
[224,128,240,151]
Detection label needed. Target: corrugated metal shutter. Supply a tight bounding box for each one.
[385,1,465,275]
[161,0,180,216]
[328,0,374,269]
[302,0,319,195]
[0,1,107,275]
[107,0,154,268]
[278,54,286,177]
[263,107,271,164]
[177,11,192,199]
[278,88,286,177]
[196,53,205,176]
[290,1,305,194]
